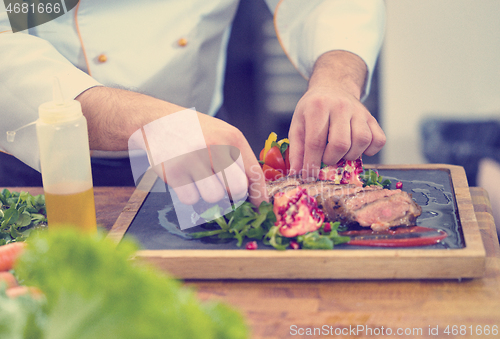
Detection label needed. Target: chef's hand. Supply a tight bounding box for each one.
[288,50,386,179]
[169,112,268,207]
[76,87,268,207]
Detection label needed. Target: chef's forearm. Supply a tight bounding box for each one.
[76,86,186,151]
[308,50,367,100]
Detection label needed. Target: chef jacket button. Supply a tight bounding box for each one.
[177,38,188,47]
[97,54,108,63]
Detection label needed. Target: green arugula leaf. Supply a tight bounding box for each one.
[279,142,289,156]
[270,141,280,149]
[190,201,350,250]
[0,190,47,245]
[299,232,334,250]
[189,229,225,239]
[264,225,289,250]
[200,205,221,220]
[360,169,392,188]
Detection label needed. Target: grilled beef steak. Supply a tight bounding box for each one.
[317,188,422,231]
[266,177,422,231]
[266,176,303,199]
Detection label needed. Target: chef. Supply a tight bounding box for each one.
[0,0,386,206]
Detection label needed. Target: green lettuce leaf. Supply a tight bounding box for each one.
[2,230,248,339]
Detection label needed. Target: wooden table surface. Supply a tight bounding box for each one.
[6,186,500,339]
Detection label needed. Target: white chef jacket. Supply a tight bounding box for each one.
[0,0,385,171]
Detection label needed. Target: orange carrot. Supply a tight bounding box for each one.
[0,242,26,271]
[0,271,18,289]
[6,286,43,299]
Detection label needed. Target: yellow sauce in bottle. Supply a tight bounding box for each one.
[37,77,97,234]
[44,186,97,233]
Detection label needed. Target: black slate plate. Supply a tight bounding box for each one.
[124,169,464,250]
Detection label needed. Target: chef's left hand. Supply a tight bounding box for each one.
[288,50,386,179]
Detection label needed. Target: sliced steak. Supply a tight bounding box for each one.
[268,178,359,204]
[316,185,381,218]
[266,176,302,199]
[342,187,401,211]
[299,181,355,198]
[321,189,422,231]
[354,191,422,230]
[266,176,422,231]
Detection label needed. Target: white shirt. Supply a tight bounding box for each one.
[0,0,385,171]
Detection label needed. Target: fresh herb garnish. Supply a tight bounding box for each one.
[190,202,350,250]
[190,202,276,247]
[278,141,289,156]
[360,169,391,188]
[0,189,47,245]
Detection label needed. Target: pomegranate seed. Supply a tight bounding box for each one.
[245,241,258,250]
[336,159,346,167]
[396,181,403,189]
[340,178,348,184]
[289,241,300,250]
[323,223,332,233]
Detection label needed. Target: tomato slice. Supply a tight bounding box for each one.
[264,146,286,173]
[262,164,283,181]
[259,148,265,162]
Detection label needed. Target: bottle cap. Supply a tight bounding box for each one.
[38,77,83,124]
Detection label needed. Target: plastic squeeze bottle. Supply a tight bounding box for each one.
[36,78,97,233]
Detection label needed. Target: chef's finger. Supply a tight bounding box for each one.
[343,114,373,160]
[162,148,218,204]
[240,144,268,206]
[322,112,351,166]
[172,183,201,205]
[154,158,202,205]
[288,115,305,176]
[246,165,267,206]
[209,145,248,201]
[364,116,386,156]
[194,175,226,204]
[216,160,248,202]
[302,113,329,179]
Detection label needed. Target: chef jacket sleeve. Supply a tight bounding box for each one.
[0,4,101,171]
[264,0,386,100]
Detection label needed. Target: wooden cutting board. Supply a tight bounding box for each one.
[107,164,486,280]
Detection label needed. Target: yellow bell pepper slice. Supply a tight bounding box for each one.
[263,132,277,162]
